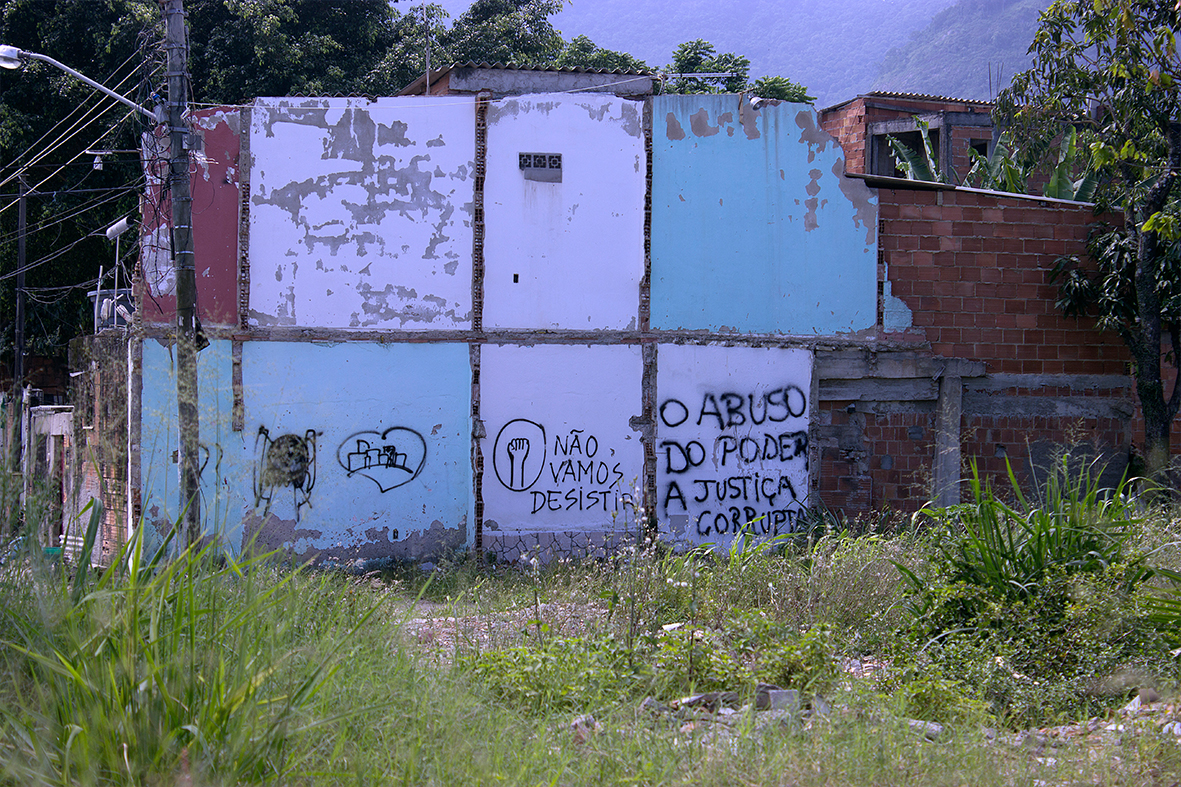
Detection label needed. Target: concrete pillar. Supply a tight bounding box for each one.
[933,374,962,507]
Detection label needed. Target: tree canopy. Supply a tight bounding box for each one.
[0,0,156,372]
[553,35,648,72]
[996,0,1181,476]
[439,0,563,67]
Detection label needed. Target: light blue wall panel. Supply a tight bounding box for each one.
[240,341,472,562]
[651,95,878,335]
[140,339,246,549]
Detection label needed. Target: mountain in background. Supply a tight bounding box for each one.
[431,0,1052,106]
[873,0,1050,100]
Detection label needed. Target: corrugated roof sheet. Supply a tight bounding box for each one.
[820,90,994,113]
[445,61,653,76]
[862,90,992,106]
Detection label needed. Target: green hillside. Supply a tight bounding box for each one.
[872,0,1052,99]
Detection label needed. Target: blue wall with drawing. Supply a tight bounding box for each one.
[650,95,878,335]
[140,340,473,561]
[240,341,473,561]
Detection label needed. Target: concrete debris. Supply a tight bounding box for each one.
[570,714,600,744]
[908,719,944,741]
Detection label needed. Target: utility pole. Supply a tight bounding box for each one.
[163,0,200,545]
[14,175,25,396]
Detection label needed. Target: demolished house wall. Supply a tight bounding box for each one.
[67,334,131,563]
[127,92,888,563]
[117,86,1139,564]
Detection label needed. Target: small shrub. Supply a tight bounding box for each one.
[899,457,1148,627]
[460,634,654,715]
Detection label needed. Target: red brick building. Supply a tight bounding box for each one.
[820,91,996,183]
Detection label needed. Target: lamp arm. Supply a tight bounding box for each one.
[20,50,159,123]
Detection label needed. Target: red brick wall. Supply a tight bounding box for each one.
[879,188,1129,376]
[818,401,936,515]
[820,95,993,183]
[820,98,868,175]
[814,187,1138,518]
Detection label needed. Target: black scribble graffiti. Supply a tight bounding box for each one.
[492,419,546,491]
[337,427,427,493]
[198,441,224,509]
[253,426,318,520]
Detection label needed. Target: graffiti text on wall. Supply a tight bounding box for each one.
[337,427,427,492]
[658,387,808,539]
[493,420,634,514]
[253,426,319,521]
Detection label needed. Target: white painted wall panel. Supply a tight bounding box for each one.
[248,97,475,330]
[656,344,812,547]
[484,95,645,330]
[480,344,645,550]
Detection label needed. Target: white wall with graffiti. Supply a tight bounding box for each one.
[480,344,645,561]
[656,345,812,546]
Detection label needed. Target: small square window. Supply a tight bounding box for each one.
[519,151,562,183]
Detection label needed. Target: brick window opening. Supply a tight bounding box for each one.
[519,152,562,183]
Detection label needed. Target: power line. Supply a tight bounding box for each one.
[0,178,140,248]
[0,49,144,187]
[0,107,143,219]
[0,188,138,281]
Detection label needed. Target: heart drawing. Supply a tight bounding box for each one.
[337,427,427,493]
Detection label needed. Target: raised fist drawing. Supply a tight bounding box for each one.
[507,437,530,488]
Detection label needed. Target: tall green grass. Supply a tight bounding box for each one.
[0,510,377,785]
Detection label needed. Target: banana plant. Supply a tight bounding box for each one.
[1042,126,1098,201]
[965,135,1029,194]
[887,117,945,183]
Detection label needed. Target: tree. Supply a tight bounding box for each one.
[750,75,813,103]
[553,35,648,72]
[439,0,563,67]
[186,0,401,103]
[995,0,1181,477]
[662,39,749,95]
[0,0,156,377]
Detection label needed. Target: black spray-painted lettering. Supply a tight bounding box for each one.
[497,419,629,516]
[696,506,802,537]
[657,380,810,541]
[691,387,807,431]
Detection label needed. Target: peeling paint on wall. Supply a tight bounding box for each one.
[248,98,476,330]
[140,108,242,325]
[650,95,877,335]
